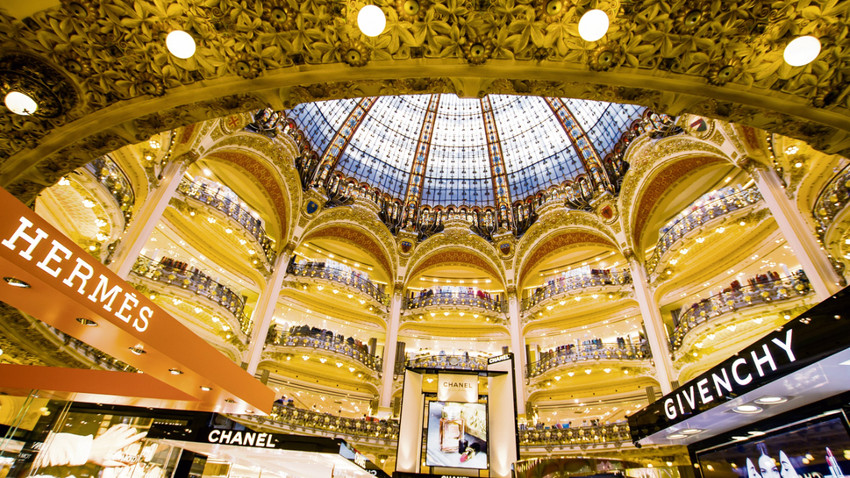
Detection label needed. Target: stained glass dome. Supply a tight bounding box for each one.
[286,94,647,207]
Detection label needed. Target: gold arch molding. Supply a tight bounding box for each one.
[3,0,850,202]
[301,225,394,281]
[518,230,617,287]
[407,248,503,287]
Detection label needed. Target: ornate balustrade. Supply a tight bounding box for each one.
[405,354,489,371]
[288,262,389,305]
[266,330,382,372]
[83,155,134,224]
[406,292,505,313]
[176,179,277,264]
[522,270,632,312]
[527,344,650,378]
[130,256,251,334]
[647,187,763,272]
[47,325,137,372]
[241,405,399,440]
[519,423,631,446]
[814,163,850,238]
[670,274,813,351]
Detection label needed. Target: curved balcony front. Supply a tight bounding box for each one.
[670,274,813,352]
[522,270,632,316]
[47,325,137,372]
[813,163,850,272]
[519,423,631,447]
[265,332,382,373]
[406,292,505,314]
[82,155,135,225]
[647,187,763,273]
[240,405,399,443]
[130,256,251,335]
[405,353,489,372]
[288,262,389,307]
[176,179,278,265]
[527,344,651,379]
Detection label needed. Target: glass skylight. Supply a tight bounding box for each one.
[286,94,646,207]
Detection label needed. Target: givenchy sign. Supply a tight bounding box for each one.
[437,373,478,402]
[663,330,795,420]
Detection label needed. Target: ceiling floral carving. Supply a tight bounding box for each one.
[1,0,850,203]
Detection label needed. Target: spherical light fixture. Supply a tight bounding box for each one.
[578,9,609,42]
[166,30,197,59]
[783,35,820,67]
[4,91,38,115]
[357,5,386,37]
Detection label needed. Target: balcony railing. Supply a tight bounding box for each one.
[244,405,399,440]
[83,155,135,224]
[527,344,650,378]
[288,262,389,305]
[522,270,632,312]
[814,163,850,238]
[130,256,251,334]
[405,354,489,372]
[266,331,382,372]
[176,179,277,264]
[407,291,504,312]
[47,325,137,372]
[670,274,813,351]
[519,423,631,446]
[647,187,763,272]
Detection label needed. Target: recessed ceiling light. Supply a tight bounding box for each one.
[169,368,183,375]
[75,317,98,327]
[129,345,146,355]
[754,396,787,405]
[667,433,687,439]
[200,386,211,391]
[783,35,821,67]
[681,428,703,435]
[578,9,609,42]
[3,277,31,288]
[357,5,386,37]
[166,30,196,59]
[4,91,38,115]
[733,404,763,414]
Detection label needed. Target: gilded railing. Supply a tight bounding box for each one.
[83,155,135,224]
[519,423,631,446]
[266,330,382,372]
[405,354,489,372]
[522,270,632,312]
[407,291,504,312]
[527,344,650,378]
[288,262,389,305]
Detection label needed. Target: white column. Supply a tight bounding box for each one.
[507,291,527,416]
[752,166,842,301]
[629,258,675,395]
[380,289,403,408]
[246,251,291,375]
[109,157,191,278]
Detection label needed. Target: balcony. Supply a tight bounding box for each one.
[522,270,632,314]
[130,256,251,334]
[176,179,277,265]
[527,344,651,379]
[82,155,135,224]
[814,163,850,236]
[240,405,398,442]
[47,325,137,372]
[265,329,382,372]
[405,353,489,372]
[670,274,813,352]
[406,291,505,314]
[288,262,389,306]
[647,187,763,273]
[519,423,631,447]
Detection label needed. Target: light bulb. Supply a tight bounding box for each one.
[166,30,196,59]
[4,91,37,115]
[357,5,386,37]
[578,9,609,42]
[783,36,820,67]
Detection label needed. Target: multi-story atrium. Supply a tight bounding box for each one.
[1,1,849,478]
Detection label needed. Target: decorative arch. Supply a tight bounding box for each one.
[517,230,618,288]
[300,222,395,281]
[405,229,507,287]
[406,248,502,287]
[302,206,398,273]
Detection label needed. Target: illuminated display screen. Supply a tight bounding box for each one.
[425,401,488,470]
[695,415,850,478]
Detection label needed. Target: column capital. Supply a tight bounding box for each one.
[393,281,404,293]
[506,285,517,297]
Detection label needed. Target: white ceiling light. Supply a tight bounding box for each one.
[357,5,386,37]
[733,404,763,414]
[783,36,821,66]
[4,91,38,115]
[166,30,197,59]
[578,9,609,42]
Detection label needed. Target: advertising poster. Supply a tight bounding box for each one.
[425,401,488,470]
[697,416,850,478]
[24,411,179,478]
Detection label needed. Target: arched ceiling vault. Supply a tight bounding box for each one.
[3,0,850,202]
[518,230,617,288]
[407,248,503,287]
[301,224,395,282]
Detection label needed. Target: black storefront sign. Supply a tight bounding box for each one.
[629,286,850,442]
